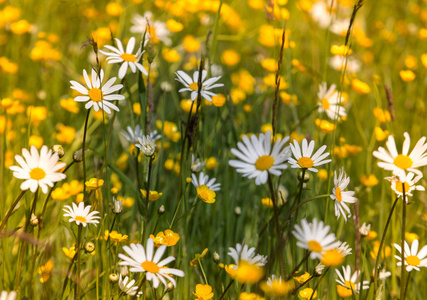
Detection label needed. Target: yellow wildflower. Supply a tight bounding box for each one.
[190,248,209,266]
[221,49,241,66]
[149,229,180,247]
[193,284,214,300]
[330,45,352,56]
[261,198,273,207]
[85,178,104,190]
[212,94,226,107]
[166,19,184,32]
[315,119,336,133]
[183,35,200,52]
[55,124,76,144]
[106,2,122,16]
[260,276,294,296]
[399,70,416,82]
[299,288,317,299]
[206,157,219,170]
[374,127,388,141]
[60,98,79,114]
[360,174,379,187]
[196,185,216,203]
[38,260,54,283]
[373,108,391,123]
[405,232,419,243]
[233,261,265,284]
[10,19,32,34]
[63,245,76,259]
[351,79,371,94]
[239,292,265,300]
[29,135,43,149]
[140,189,163,201]
[317,169,328,181]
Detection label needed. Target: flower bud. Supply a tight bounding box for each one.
[359,222,371,237]
[84,241,96,254]
[52,145,65,158]
[298,171,310,182]
[73,149,83,162]
[109,273,119,283]
[166,282,174,292]
[30,213,39,227]
[234,206,241,216]
[158,205,165,215]
[213,252,221,263]
[120,266,129,277]
[113,197,123,214]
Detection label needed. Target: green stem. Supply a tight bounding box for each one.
[294,169,306,222]
[61,254,77,299]
[400,183,407,300]
[286,251,310,280]
[218,280,234,300]
[0,190,26,232]
[82,108,91,199]
[198,260,209,285]
[373,196,399,299]
[75,225,83,299]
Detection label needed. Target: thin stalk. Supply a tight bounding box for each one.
[75,225,83,299]
[218,280,234,300]
[309,268,330,300]
[404,271,411,299]
[0,190,26,232]
[267,176,286,277]
[141,156,154,243]
[292,275,315,295]
[373,196,399,298]
[294,169,306,222]
[198,260,209,285]
[287,251,310,280]
[61,254,77,299]
[132,276,146,300]
[82,108,91,199]
[400,183,407,300]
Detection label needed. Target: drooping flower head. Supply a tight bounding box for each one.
[99,37,148,79]
[10,145,66,194]
[118,238,185,289]
[229,131,291,185]
[330,168,357,222]
[63,202,101,227]
[175,70,224,102]
[70,68,125,114]
[288,138,332,172]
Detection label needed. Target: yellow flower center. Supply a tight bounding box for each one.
[196,185,216,203]
[141,261,160,273]
[120,53,137,62]
[88,88,103,102]
[297,157,314,169]
[337,284,353,298]
[30,167,46,180]
[189,82,198,91]
[255,155,274,171]
[335,187,342,202]
[393,154,413,170]
[321,98,330,110]
[344,280,356,290]
[321,249,344,266]
[307,240,322,253]
[406,255,420,266]
[75,216,87,223]
[395,181,411,193]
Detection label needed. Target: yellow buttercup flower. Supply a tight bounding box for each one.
[399,70,416,82]
[193,284,214,300]
[261,197,273,207]
[29,135,43,149]
[166,19,184,32]
[150,230,180,247]
[317,169,328,181]
[206,157,219,170]
[85,178,104,190]
[351,79,371,94]
[104,230,128,245]
[360,174,379,187]
[330,45,352,56]
[233,261,264,284]
[370,241,391,259]
[106,2,122,16]
[140,189,163,201]
[180,99,197,113]
[55,124,76,144]
[374,126,389,141]
[38,260,54,283]
[196,185,216,203]
[60,98,79,114]
[63,244,76,259]
[162,48,181,63]
[373,108,391,123]
[221,49,241,66]
[405,232,419,243]
[299,288,317,299]
[10,19,32,34]
[212,94,226,107]
[190,248,209,266]
[183,35,200,52]
[315,119,336,133]
[239,292,265,300]
[293,272,310,283]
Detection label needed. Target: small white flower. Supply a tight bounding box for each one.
[191,172,221,191]
[317,82,346,120]
[191,154,205,172]
[118,238,185,289]
[10,145,66,194]
[373,132,427,180]
[0,291,17,300]
[394,239,427,272]
[330,168,357,222]
[175,70,224,102]
[336,265,370,294]
[373,268,391,280]
[119,275,143,297]
[135,135,156,157]
[314,263,325,275]
[385,172,424,200]
[99,37,148,79]
[113,197,123,214]
[229,131,291,185]
[288,138,332,173]
[228,243,267,267]
[70,68,125,114]
[292,218,341,259]
[359,223,371,236]
[130,12,171,46]
[309,1,333,29]
[63,202,101,227]
[122,125,161,145]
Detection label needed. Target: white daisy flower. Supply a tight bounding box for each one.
[70,68,125,114]
[63,202,101,227]
[135,135,157,157]
[175,70,224,102]
[122,125,161,144]
[394,239,427,272]
[372,268,391,280]
[317,82,346,120]
[118,238,185,289]
[191,172,221,191]
[309,1,333,29]
[288,138,332,173]
[0,291,17,300]
[10,145,66,194]
[330,19,350,36]
[329,55,361,73]
[292,218,341,259]
[118,275,143,297]
[229,131,291,185]
[99,37,148,79]
[373,132,427,180]
[130,12,171,46]
[385,172,424,200]
[336,265,370,294]
[330,168,357,222]
[228,243,267,267]
[191,154,205,173]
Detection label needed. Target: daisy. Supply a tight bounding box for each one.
[330,168,357,222]
[0,291,17,300]
[373,132,427,180]
[228,243,268,267]
[260,275,295,297]
[317,82,346,120]
[63,202,101,227]
[320,241,352,267]
[386,172,425,200]
[122,125,161,144]
[130,12,172,46]
[118,238,185,289]
[175,70,224,102]
[135,135,157,157]
[394,239,427,272]
[288,138,332,173]
[336,265,369,297]
[118,275,143,297]
[10,145,66,194]
[191,172,221,204]
[292,218,341,259]
[70,68,125,114]
[99,37,148,79]
[309,1,333,29]
[229,131,291,185]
